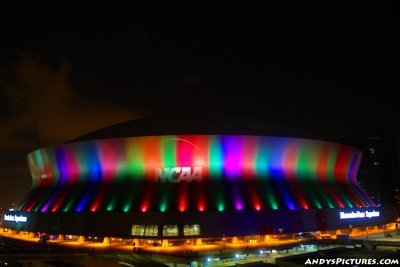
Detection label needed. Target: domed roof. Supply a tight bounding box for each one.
[69,112,316,143]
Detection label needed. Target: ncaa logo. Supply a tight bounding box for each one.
[154,137,205,183]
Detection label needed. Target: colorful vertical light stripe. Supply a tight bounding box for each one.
[19,135,374,213]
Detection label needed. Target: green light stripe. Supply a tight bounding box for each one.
[76,145,89,182]
[267,189,279,210]
[255,141,270,178]
[125,138,144,180]
[209,137,223,179]
[161,136,176,167]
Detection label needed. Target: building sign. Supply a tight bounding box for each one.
[4,214,28,223]
[155,167,203,183]
[339,210,380,220]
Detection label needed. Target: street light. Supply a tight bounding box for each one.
[278,228,283,245]
[222,233,226,252]
[348,224,353,239]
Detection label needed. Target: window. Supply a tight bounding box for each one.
[163,225,178,236]
[183,224,200,236]
[144,225,158,236]
[131,225,145,236]
[131,225,158,236]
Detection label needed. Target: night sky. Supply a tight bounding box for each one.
[0,2,399,209]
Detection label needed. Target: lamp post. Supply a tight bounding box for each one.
[222,234,226,252]
[278,228,283,245]
[348,224,353,239]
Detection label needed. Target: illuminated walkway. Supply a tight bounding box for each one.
[1,228,399,267]
[0,226,396,256]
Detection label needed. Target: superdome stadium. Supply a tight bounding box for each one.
[2,115,397,245]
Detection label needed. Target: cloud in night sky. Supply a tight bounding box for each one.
[0,53,138,149]
[0,53,139,208]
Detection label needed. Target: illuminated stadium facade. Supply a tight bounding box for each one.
[2,116,397,242]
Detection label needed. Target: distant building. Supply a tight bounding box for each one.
[341,130,400,207]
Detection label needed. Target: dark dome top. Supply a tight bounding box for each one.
[70,112,317,143]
